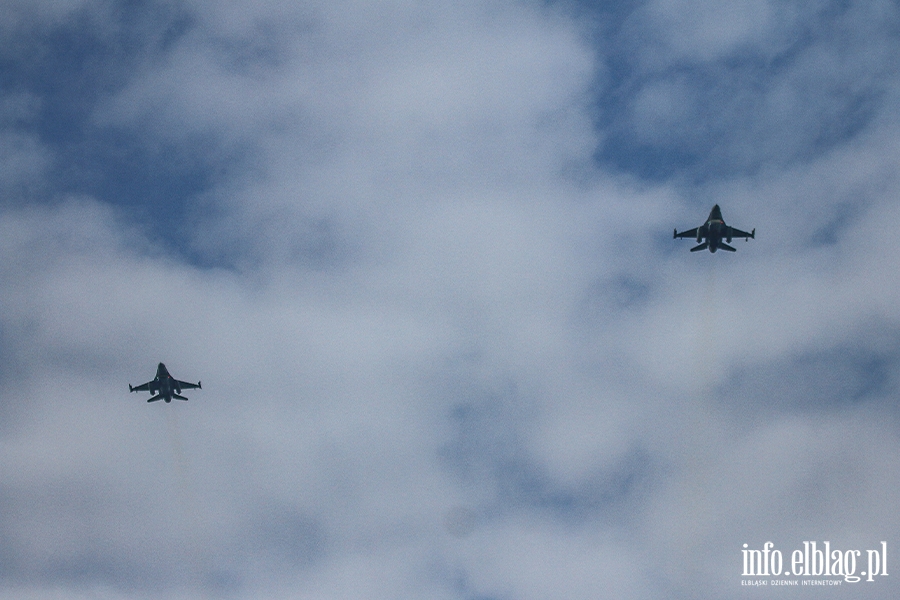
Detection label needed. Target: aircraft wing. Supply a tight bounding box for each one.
[674,227,698,239]
[729,226,755,239]
[130,381,152,392]
[175,379,201,390]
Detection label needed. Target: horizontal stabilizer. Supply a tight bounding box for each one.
[690,242,709,252]
[147,395,163,403]
[173,394,189,401]
[719,243,737,252]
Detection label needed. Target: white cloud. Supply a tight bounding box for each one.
[4,0,900,598]
[0,132,49,195]
[643,0,789,62]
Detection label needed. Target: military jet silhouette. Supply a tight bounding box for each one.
[674,204,755,252]
[129,363,201,403]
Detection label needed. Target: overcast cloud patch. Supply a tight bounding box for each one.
[3,0,900,598]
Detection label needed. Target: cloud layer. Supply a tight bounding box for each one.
[1,0,900,598]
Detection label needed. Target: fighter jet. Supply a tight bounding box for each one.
[674,204,755,252]
[129,363,201,403]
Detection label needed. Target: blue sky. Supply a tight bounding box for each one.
[1,0,900,598]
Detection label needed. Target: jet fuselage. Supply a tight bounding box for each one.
[148,363,181,402]
[704,219,726,253]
